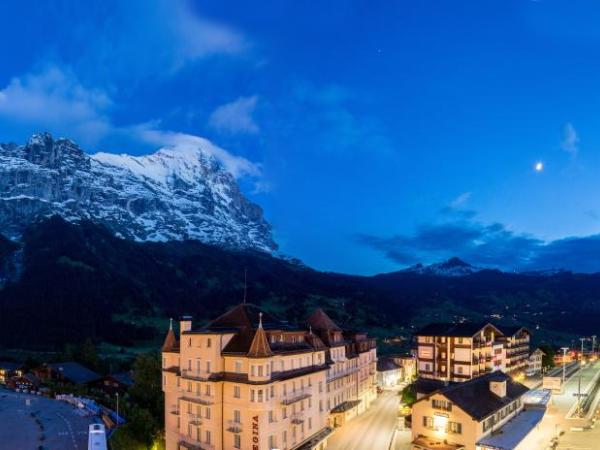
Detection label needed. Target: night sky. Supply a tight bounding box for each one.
[1,0,600,274]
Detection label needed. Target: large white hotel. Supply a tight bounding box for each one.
[162,303,377,450]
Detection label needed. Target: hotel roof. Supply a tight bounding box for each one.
[415,322,501,337]
[205,303,296,331]
[433,372,529,421]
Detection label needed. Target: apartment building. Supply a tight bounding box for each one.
[496,326,531,375]
[162,304,377,450]
[527,348,545,376]
[411,372,530,450]
[415,323,504,383]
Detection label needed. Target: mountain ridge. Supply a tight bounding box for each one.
[0,132,275,251]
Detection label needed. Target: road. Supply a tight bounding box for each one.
[0,388,95,450]
[327,390,400,450]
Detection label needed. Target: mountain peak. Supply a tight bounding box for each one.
[0,133,276,251]
[404,257,480,277]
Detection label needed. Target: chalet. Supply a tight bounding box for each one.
[35,362,101,386]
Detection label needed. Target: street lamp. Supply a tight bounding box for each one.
[561,347,569,386]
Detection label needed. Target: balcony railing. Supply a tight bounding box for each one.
[280,387,312,405]
[180,390,215,406]
[170,405,180,415]
[290,412,305,425]
[226,420,242,433]
[178,435,215,450]
[188,414,202,426]
[326,366,360,383]
[181,369,213,381]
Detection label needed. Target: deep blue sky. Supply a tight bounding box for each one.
[1,0,600,274]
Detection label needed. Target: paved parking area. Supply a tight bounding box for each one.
[0,388,95,450]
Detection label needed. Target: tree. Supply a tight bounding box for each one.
[129,353,163,418]
[400,383,417,406]
[539,344,556,371]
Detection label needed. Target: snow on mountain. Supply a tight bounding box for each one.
[403,257,483,277]
[0,133,276,251]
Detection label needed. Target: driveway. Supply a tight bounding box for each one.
[327,390,400,450]
[0,388,95,450]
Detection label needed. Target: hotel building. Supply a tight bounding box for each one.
[496,326,531,376]
[411,372,533,450]
[415,323,531,383]
[415,323,504,383]
[162,304,377,450]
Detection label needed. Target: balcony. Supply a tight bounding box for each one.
[170,406,180,415]
[280,387,312,405]
[187,413,202,426]
[178,436,215,450]
[226,420,242,433]
[181,369,213,382]
[180,390,215,406]
[290,412,305,425]
[326,366,360,383]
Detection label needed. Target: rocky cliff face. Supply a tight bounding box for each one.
[0,133,276,251]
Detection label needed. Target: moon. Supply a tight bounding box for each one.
[535,161,544,172]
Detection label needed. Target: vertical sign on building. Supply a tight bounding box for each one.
[252,415,259,450]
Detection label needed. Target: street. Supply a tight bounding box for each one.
[327,390,400,450]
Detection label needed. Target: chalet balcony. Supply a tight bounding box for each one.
[226,420,242,433]
[280,387,312,405]
[170,405,180,415]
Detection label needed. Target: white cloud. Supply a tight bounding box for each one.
[0,66,113,145]
[0,66,262,181]
[131,124,261,179]
[450,192,472,209]
[209,96,259,134]
[561,122,579,155]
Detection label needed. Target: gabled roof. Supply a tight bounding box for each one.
[496,325,531,338]
[307,308,341,332]
[415,322,501,338]
[428,372,529,421]
[247,313,273,358]
[206,304,293,331]
[47,362,100,384]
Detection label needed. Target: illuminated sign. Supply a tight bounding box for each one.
[252,415,259,450]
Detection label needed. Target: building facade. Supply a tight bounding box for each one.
[415,323,504,383]
[411,372,529,450]
[162,304,377,450]
[497,326,531,376]
[527,348,545,376]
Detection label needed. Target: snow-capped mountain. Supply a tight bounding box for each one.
[0,133,276,251]
[403,257,483,277]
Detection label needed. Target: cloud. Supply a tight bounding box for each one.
[561,122,579,155]
[209,96,259,134]
[0,66,262,181]
[132,124,261,178]
[0,66,112,145]
[449,192,472,209]
[355,215,600,273]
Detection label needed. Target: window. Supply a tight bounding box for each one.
[448,421,462,434]
[308,417,312,430]
[235,361,242,373]
[205,384,211,396]
[234,385,241,399]
[258,365,264,376]
[207,338,212,348]
[251,390,255,402]
[251,365,255,376]
[258,389,263,402]
[206,361,211,373]
[423,416,434,429]
[234,409,241,423]
[205,407,211,419]
[269,435,276,450]
[234,434,241,449]
[282,407,287,419]
[205,430,211,445]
